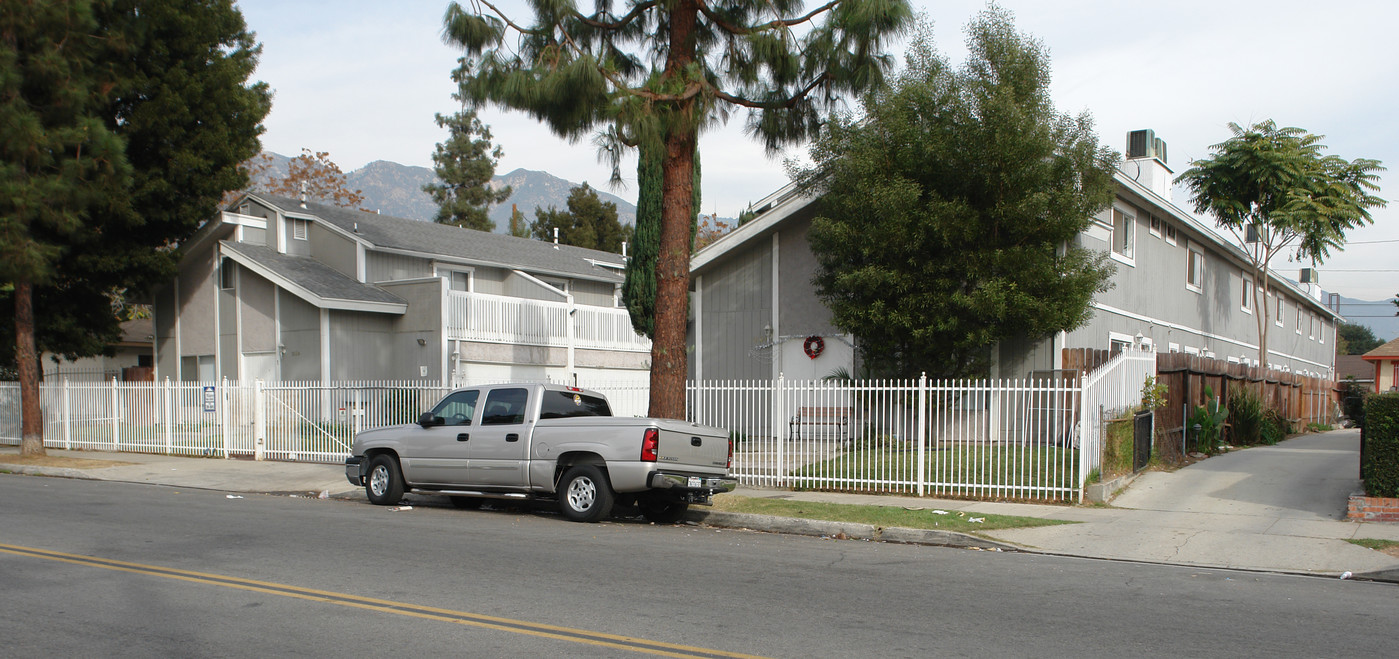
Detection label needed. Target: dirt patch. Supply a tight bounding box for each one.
[0,454,135,469]
[1383,546,1399,560]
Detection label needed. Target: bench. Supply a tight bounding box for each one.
[789,406,852,442]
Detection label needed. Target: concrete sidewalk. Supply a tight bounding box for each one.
[4,429,1397,582]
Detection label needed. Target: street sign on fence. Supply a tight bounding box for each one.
[203,386,216,413]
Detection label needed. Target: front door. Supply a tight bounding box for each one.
[468,387,531,487]
[398,389,478,485]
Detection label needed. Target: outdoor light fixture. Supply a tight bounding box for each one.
[416,338,426,347]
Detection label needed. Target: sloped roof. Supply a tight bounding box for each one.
[220,241,407,313]
[250,194,625,283]
[1362,336,1399,360]
[1336,355,1375,381]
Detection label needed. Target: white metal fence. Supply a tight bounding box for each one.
[1,353,1155,501]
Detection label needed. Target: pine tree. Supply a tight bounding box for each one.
[442,0,911,418]
[797,11,1118,379]
[508,204,530,238]
[530,184,626,252]
[423,109,512,231]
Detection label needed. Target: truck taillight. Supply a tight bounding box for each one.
[727,437,733,469]
[641,428,659,462]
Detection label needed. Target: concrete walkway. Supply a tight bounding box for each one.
[3,428,1397,581]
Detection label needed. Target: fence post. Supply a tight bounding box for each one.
[62,378,71,451]
[916,373,927,497]
[773,373,786,487]
[111,377,120,451]
[254,379,266,461]
[220,377,230,459]
[353,388,363,436]
[163,378,173,455]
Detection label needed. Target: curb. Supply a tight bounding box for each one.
[684,509,1018,551]
[0,465,94,480]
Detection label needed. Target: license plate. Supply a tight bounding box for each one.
[687,476,701,488]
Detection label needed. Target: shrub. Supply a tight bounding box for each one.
[1362,393,1399,497]
[1102,416,1134,478]
[1340,378,1370,428]
[1227,387,1264,446]
[1260,408,1290,445]
[1188,386,1228,454]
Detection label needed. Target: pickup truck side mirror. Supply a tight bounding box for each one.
[418,412,444,427]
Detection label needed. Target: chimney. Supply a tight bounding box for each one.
[1123,129,1173,201]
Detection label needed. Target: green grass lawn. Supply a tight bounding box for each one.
[710,495,1074,532]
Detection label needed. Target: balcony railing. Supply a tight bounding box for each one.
[446,291,651,353]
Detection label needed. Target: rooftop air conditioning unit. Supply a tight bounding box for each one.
[1127,129,1168,163]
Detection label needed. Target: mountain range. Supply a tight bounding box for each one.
[251,152,637,232]
[1336,295,1398,342]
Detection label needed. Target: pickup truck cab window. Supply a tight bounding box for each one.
[481,388,528,425]
[539,390,612,419]
[430,390,479,426]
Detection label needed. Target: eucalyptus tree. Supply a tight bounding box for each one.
[441,0,911,418]
[1177,121,1385,365]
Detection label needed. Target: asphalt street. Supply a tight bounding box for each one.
[2,474,1394,658]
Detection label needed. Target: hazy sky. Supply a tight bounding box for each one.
[236,0,1398,303]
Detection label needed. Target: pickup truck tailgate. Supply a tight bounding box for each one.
[653,420,729,472]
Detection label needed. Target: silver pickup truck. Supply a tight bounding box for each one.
[344,383,737,522]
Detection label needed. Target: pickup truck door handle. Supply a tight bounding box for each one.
[691,437,702,447]
[456,433,470,442]
[506,433,520,442]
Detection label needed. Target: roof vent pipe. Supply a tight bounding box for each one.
[298,181,308,209]
[553,227,560,249]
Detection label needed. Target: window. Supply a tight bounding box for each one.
[1168,342,1181,353]
[481,388,528,425]
[1275,296,1284,328]
[220,258,236,290]
[1112,208,1135,261]
[1186,246,1204,292]
[1149,216,1162,238]
[1240,272,1253,314]
[291,218,309,241]
[437,265,474,292]
[429,390,479,426]
[1297,306,1303,334]
[1309,313,1317,340]
[1165,224,1178,246]
[539,390,612,419]
[1320,319,1326,344]
[1184,346,1201,356]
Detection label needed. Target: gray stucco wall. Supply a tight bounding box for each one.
[154,286,178,380]
[219,287,238,380]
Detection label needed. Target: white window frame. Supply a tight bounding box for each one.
[1240,271,1254,314]
[1185,244,1204,293]
[1309,313,1316,340]
[1168,342,1181,353]
[435,264,475,293]
[292,218,309,241]
[1111,207,1135,265]
[1275,295,1284,328]
[1320,318,1326,344]
[1297,306,1303,334]
[1149,215,1162,238]
[1164,224,1178,246]
[1184,346,1201,356]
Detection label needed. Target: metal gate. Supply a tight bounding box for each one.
[1133,410,1153,472]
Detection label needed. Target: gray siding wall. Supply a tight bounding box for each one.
[240,226,267,247]
[366,251,431,282]
[284,218,310,256]
[219,287,238,380]
[278,290,321,381]
[239,270,277,354]
[697,240,773,381]
[154,286,178,379]
[329,311,396,380]
[177,255,216,356]
[570,278,616,308]
[472,266,506,295]
[310,222,357,279]
[776,212,838,337]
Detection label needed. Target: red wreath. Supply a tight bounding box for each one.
[803,336,825,360]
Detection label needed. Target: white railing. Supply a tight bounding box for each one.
[3,368,1145,501]
[445,291,650,352]
[1077,347,1157,496]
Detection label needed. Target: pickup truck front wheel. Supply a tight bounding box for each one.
[365,454,405,505]
[558,465,614,523]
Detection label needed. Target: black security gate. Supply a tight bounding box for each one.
[1133,410,1153,472]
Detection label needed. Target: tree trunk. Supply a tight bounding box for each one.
[16,280,46,457]
[646,1,699,420]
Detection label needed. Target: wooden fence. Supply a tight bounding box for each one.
[1153,353,1336,460]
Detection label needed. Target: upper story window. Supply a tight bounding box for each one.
[436,264,474,292]
[1275,295,1284,328]
[1186,245,1204,292]
[1149,216,1162,238]
[1296,306,1303,334]
[1111,208,1135,263]
[1164,224,1178,246]
[1240,271,1254,314]
[291,218,309,241]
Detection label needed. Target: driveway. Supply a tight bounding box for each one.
[983,428,1399,576]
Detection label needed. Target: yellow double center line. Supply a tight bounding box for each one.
[0,542,765,659]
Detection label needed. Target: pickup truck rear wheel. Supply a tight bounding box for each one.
[365,454,404,505]
[638,493,689,524]
[558,465,614,523]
